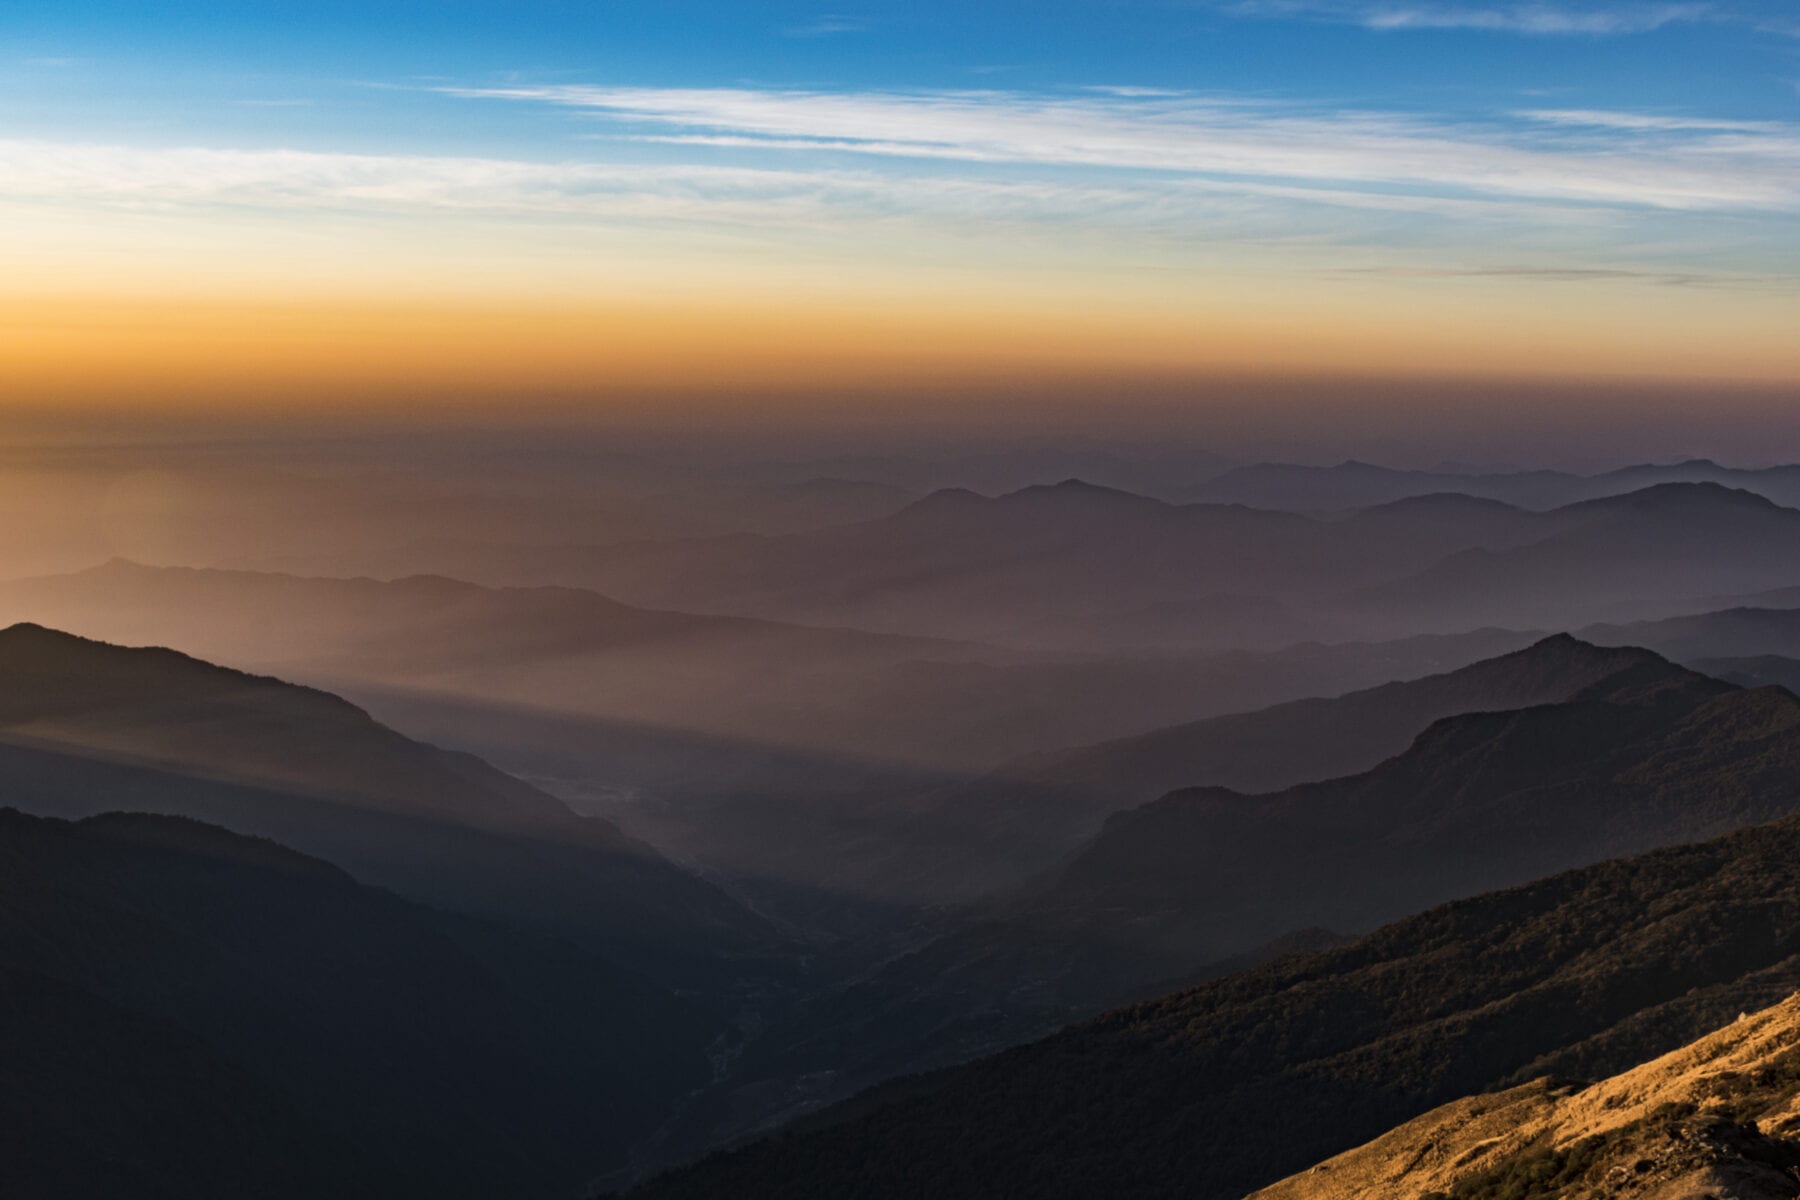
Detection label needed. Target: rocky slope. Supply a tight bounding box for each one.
[1252,992,1800,1200]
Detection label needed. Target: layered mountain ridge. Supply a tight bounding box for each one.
[625,812,1800,1200]
[0,622,778,985]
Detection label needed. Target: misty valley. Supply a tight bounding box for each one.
[7,448,1800,1198]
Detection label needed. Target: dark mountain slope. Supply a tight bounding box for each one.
[625,814,1800,1200]
[0,623,778,985]
[0,808,717,1200]
[1003,644,1797,995]
[889,634,1659,900]
[714,642,1800,1127]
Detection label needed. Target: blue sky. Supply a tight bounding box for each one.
[7,1,1797,155]
[4,1,1799,407]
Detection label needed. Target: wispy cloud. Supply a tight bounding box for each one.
[1226,1,1800,36]
[1364,3,1706,33]
[1224,1,1711,34]
[1332,264,1797,288]
[0,132,1628,269]
[1517,108,1780,132]
[6,85,1793,291]
[443,84,1800,211]
[784,13,871,37]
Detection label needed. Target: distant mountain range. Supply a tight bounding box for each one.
[0,807,718,1199]
[1349,482,1800,635]
[387,478,1800,651]
[450,477,1476,648]
[1585,602,1800,662]
[626,812,1800,1200]
[1253,992,1800,1200]
[1183,457,1800,512]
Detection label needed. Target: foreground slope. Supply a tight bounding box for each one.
[1253,993,1800,1200]
[0,808,717,1200]
[0,623,776,984]
[627,808,1800,1200]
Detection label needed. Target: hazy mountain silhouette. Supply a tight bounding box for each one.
[0,807,718,1200]
[403,479,1800,653]
[883,634,1662,902]
[448,477,1569,651]
[0,559,1338,774]
[1584,604,1800,663]
[0,561,1552,920]
[1184,457,1800,512]
[1252,991,1800,1200]
[1353,484,1800,634]
[0,623,777,985]
[356,625,1548,929]
[1695,654,1800,694]
[625,813,1800,1200]
[636,476,922,535]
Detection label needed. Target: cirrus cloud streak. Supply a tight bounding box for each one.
[444,84,1800,213]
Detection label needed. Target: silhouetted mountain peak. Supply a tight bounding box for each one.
[1004,478,1166,509]
[380,572,491,598]
[81,556,186,581]
[896,486,991,516]
[0,621,347,717]
[1353,491,1524,517]
[71,808,353,880]
[0,620,75,646]
[1578,480,1782,515]
[1472,633,1672,688]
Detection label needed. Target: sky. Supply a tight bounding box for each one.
[3,1,1798,454]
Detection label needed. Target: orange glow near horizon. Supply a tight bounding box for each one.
[5,276,1799,423]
